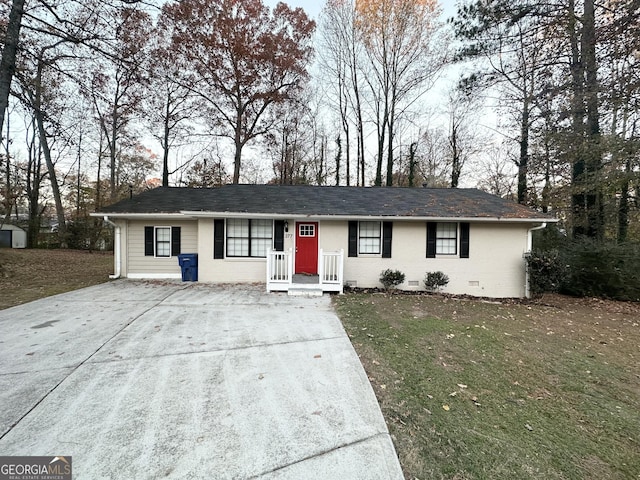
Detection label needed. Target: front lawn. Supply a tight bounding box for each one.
[0,249,113,310]
[334,292,640,479]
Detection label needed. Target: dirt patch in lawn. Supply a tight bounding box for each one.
[0,249,113,310]
[334,292,640,480]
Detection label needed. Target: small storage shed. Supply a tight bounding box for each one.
[0,224,27,248]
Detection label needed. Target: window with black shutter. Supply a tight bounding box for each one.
[426,222,437,258]
[214,219,224,259]
[348,221,358,257]
[144,226,154,256]
[171,227,181,256]
[382,222,393,258]
[460,222,470,259]
[274,220,285,251]
[145,226,180,257]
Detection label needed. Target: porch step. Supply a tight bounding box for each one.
[288,286,324,297]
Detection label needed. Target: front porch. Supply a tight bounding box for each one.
[266,249,344,295]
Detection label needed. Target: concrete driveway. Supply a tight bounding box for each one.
[0,281,403,479]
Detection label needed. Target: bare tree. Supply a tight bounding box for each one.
[356,0,447,186]
[145,19,200,187]
[88,6,152,203]
[163,0,315,184]
[319,0,366,185]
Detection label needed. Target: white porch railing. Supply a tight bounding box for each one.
[266,249,293,291]
[267,248,344,294]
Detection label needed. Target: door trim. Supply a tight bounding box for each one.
[294,222,319,274]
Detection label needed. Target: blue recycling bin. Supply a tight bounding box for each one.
[178,253,198,281]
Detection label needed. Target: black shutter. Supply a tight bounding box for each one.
[382,221,392,258]
[214,219,224,259]
[426,222,437,258]
[171,227,181,256]
[460,222,470,258]
[274,220,285,251]
[144,226,154,256]
[348,221,358,257]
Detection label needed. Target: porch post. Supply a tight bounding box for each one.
[339,249,344,294]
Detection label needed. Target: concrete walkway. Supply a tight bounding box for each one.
[0,281,403,479]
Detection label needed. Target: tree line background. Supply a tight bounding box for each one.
[0,0,638,286]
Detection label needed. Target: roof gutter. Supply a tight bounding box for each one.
[178,211,557,223]
[525,222,548,298]
[103,216,121,280]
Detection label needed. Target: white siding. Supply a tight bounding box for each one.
[116,217,532,297]
[321,220,530,298]
[125,220,198,277]
[197,218,296,283]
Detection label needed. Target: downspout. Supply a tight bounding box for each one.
[103,216,121,279]
[525,222,547,298]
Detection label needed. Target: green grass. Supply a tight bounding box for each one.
[334,293,640,480]
[0,249,114,310]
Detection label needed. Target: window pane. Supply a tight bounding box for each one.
[251,238,270,257]
[226,219,272,257]
[251,219,272,239]
[436,223,457,255]
[299,224,315,237]
[156,242,170,257]
[359,221,381,254]
[227,238,249,257]
[227,219,249,237]
[155,227,171,257]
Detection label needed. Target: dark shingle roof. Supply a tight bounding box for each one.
[99,185,553,220]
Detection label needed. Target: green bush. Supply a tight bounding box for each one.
[560,240,640,301]
[379,269,406,289]
[526,250,568,295]
[529,238,640,302]
[424,271,449,292]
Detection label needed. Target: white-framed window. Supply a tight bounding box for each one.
[359,221,381,254]
[299,224,316,237]
[155,227,171,257]
[226,219,273,258]
[436,223,457,255]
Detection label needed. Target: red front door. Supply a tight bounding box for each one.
[295,222,318,274]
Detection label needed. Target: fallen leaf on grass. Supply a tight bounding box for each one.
[442,405,450,411]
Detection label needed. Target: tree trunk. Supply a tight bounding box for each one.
[109,102,118,202]
[162,94,171,187]
[335,136,341,186]
[0,0,25,144]
[568,0,587,238]
[618,159,630,243]
[408,142,417,187]
[517,97,529,204]
[35,96,67,246]
[386,117,394,187]
[375,129,385,187]
[2,112,12,223]
[582,0,604,240]
[450,124,460,188]
[233,104,243,183]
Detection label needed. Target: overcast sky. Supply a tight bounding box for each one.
[262,0,459,21]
